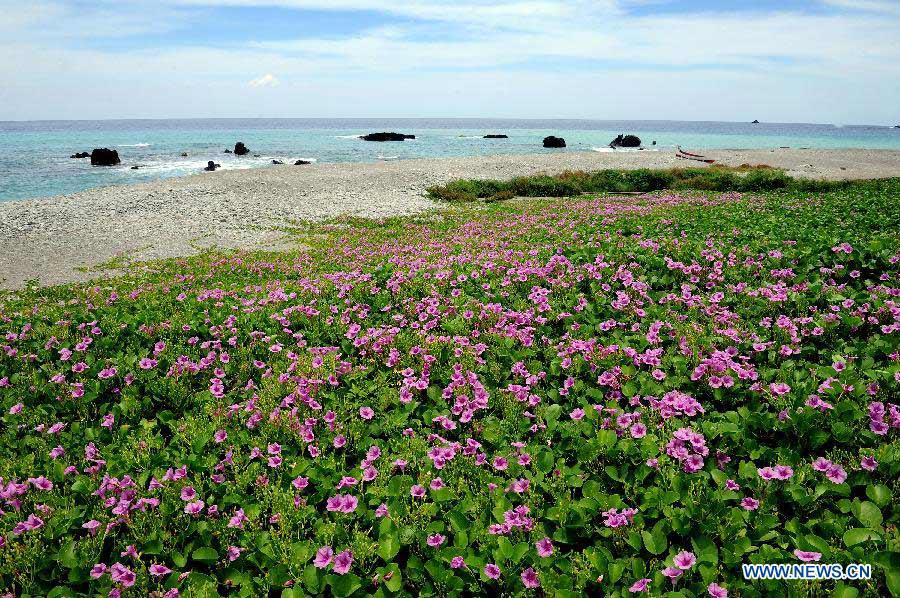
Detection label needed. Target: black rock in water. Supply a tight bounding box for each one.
[90,148,120,166]
[484,134,508,139]
[542,136,566,148]
[181,152,189,157]
[609,134,641,148]
[234,142,249,156]
[224,148,233,153]
[294,160,312,165]
[204,161,220,172]
[70,152,91,159]
[752,119,760,124]
[360,132,415,142]
[130,166,140,170]
[272,160,284,165]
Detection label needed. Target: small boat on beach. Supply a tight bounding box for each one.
[675,146,716,164]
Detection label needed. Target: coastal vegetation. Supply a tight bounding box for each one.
[1,180,898,596]
[426,166,861,202]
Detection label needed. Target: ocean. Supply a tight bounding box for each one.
[1,118,899,202]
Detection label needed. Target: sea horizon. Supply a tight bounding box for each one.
[3,117,900,202]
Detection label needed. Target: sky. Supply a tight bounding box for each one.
[1,0,899,123]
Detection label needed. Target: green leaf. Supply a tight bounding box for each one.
[326,574,362,598]
[855,501,883,529]
[192,547,219,563]
[866,484,891,508]
[642,528,667,555]
[843,528,881,547]
[378,532,401,561]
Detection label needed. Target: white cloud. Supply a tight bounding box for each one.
[248,73,280,87]
[0,0,898,123]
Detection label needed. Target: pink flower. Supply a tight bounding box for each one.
[484,563,501,579]
[90,563,107,578]
[227,546,242,561]
[411,485,426,498]
[214,429,227,443]
[662,566,682,582]
[629,578,651,593]
[769,382,791,396]
[427,534,446,547]
[332,550,353,575]
[359,406,374,420]
[794,550,822,562]
[708,582,728,598]
[82,520,101,535]
[630,423,647,438]
[149,564,172,576]
[673,550,696,570]
[741,497,760,510]
[521,567,540,588]
[313,546,333,569]
[860,456,878,471]
[825,464,847,484]
[536,537,554,557]
[570,408,585,421]
[184,500,205,515]
[450,556,465,569]
[180,486,197,501]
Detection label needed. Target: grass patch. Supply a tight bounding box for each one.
[427,166,856,201]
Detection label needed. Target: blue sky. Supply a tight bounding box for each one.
[1,0,898,123]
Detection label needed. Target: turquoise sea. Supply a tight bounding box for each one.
[1,118,899,202]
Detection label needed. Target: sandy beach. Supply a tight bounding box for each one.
[2,147,900,290]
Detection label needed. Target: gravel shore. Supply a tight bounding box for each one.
[2,148,899,289]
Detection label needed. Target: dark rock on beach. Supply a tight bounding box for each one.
[360,132,415,142]
[90,148,120,166]
[542,136,566,148]
[70,152,91,159]
[272,160,284,165]
[609,134,641,148]
[204,161,220,172]
[294,160,312,165]
[234,142,249,156]
[484,134,508,139]
[130,166,140,170]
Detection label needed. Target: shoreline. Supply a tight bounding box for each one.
[2,148,900,290]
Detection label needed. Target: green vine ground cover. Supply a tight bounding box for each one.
[1,178,898,597]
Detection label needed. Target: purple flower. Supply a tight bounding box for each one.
[521,567,540,588]
[332,550,353,575]
[794,550,822,562]
[536,537,554,557]
[313,546,333,568]
[149,564,172,576]
[629,578,651,593]
[426,534,446,547]
[741,497,760,510]
[860,456,878,471]
[484,563,501,579]
[410,485,426,498]
[708,582,728,597]
[673,550,696,570]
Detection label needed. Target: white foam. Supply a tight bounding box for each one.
[335,135,362,139]
[118,143,151,147]
[377,156,399,160]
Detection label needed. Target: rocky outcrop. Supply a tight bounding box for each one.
[224,148,232,153]
[90,148,120,166]
[272,160,284,165]
[234,142,249,156]
[484,134,508,139]
[181,152,189,157]
[752,120,760,124]
[542,136,566,148]
[70,152,91,159]
[294,160,312,165]
[204,161,220,172]
[360,132,415,142]
[609,134,641,148]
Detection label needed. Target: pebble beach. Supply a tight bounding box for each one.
[2,147,900,290]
